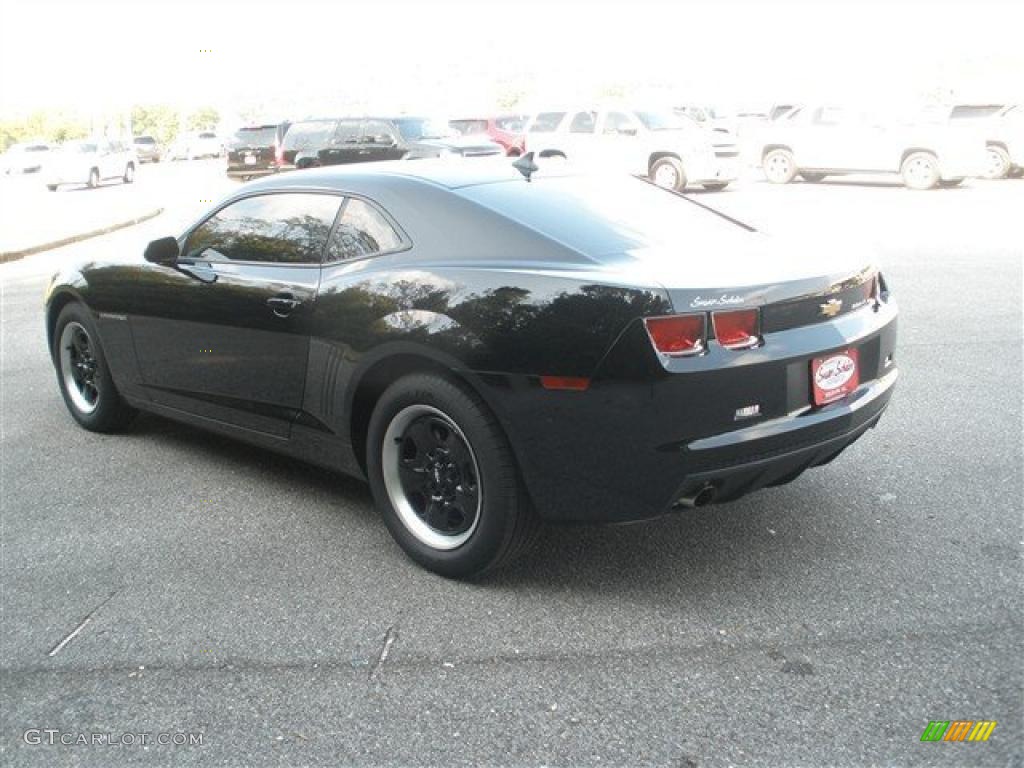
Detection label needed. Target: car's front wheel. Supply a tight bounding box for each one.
[123,163,135,184]
[762,148,797,183]
[650,156,687,192]
[983,145,1010,179]
[900,151,939,190]
[87,168,100,188]
[53,303,136,432]
[367,373,538,578]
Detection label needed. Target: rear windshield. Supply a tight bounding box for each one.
[458,175,739,257]
[230,126,278,147]
[950,105,1003,119]
[282,120,337,150]
[495,115,526,132]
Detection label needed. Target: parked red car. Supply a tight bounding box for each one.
[449,115,527,156]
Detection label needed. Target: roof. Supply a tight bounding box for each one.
[245,158,576,192]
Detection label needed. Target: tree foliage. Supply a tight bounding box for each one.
[130,104,180,145]
[0,110,89,152]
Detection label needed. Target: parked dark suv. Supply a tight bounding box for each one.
[279,116,501,170]
[226,123,291,180]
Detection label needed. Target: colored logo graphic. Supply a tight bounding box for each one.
[920,720,997,742]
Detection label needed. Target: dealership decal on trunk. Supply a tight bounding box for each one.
[811,349,860,406]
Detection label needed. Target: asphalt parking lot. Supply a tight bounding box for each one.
[1,167,1021,767]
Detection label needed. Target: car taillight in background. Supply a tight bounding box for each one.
[644,314,706,357]
[712,309,760,350]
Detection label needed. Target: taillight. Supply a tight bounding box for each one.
[712,309,760,350]
[644,314,705,357]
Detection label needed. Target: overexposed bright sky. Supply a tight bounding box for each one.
[2,0,1022,121]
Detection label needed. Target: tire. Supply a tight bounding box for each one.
[763,148,797,183]
[53,303,136,432]
[1007,166,1023,179]
[800,172,826,182]
[703,182,729,191]
[366,373,539,578]
[87,168,100,189]
[938,178,964,188]
[46,184,58,192]
[983,145,1010,179]
[123,163,135,184]
[900,151,940,190]
[649,156,687,192]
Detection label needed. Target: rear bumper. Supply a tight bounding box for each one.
[480,303,897,524]
[226,166,278,179]
[670,368,895,507]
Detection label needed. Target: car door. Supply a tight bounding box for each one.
[318,120,362,166]
[129,191,343,437]
[359,120,404,163]
[597,110,644,172]
[561,110,599,165]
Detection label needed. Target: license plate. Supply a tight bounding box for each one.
[244,155,257,165]
[810,348,859,406]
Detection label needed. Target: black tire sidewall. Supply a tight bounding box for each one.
[53,303,130,432]
[366,374,521,578]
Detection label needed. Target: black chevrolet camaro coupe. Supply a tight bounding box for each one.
[45,161,898,577]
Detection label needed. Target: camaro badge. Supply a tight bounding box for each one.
[820,298,843,317]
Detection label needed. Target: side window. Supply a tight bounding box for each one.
[814,107,845,126]
[603,112,639,134]
[333,120,361,144]
[529,112,566,133]
[568,111,597,133]
[184,193,342,264]
[362,120,397,145]
[326,198,403,261]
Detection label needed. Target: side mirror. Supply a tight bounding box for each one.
[617,127,638,137]
[144,236,180,265]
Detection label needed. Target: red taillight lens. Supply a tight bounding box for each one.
[712,309,760,350]
[644,314,705,356]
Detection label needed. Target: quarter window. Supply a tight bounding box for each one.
[184,193,342,264]
[326,198,403,261]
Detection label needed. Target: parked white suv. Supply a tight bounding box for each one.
[45,139,137,191]
[759,105,987,190]
[523,108,738,192]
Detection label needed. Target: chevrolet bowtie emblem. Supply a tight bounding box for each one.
[820,298,843,317]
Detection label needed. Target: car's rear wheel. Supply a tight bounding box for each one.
[900,152,939,190]
[123,163,135,184]
[87,168,100,188]
[800,172,826,182]
[367,373,538,578]
[53,303,136,432]
[983,145,1010,179]
[763,148,796,183]
[650,156,687,192]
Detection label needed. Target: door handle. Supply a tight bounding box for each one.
[267,293,299,317]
